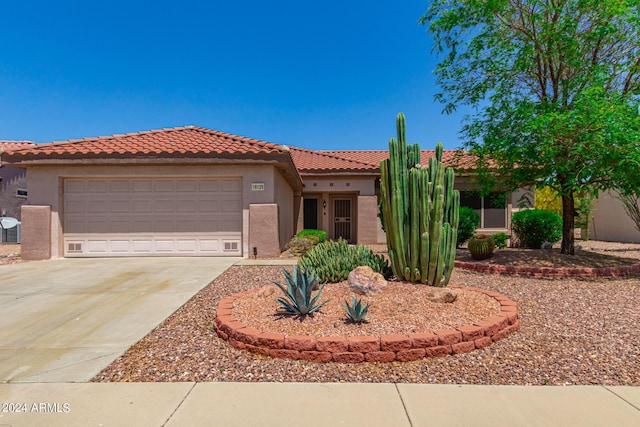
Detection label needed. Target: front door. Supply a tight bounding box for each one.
[303,198,318,229]
[331,197,355,243]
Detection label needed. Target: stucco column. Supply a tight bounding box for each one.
[20,205,52,260]
[357,195,379,244]
[248,204,280,258]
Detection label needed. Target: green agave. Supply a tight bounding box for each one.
[272,265,328,316]
[342,296,370,323]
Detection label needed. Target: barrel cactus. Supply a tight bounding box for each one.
[467,234,495,260]
[379,113,459,287]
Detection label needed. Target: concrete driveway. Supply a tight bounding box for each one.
[0,257,239,383]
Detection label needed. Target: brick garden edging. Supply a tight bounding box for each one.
[214,286,519,363]
[454,260,640,278]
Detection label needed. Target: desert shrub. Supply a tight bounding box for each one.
[286,236,319,257]
[511,209,562,248]
[492,232,509,249]
[296,229,326,242]
[457,207,480,247]
[298,239,392,283]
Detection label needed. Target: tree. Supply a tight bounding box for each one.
[615,190,640,233]
[422,0,640,254]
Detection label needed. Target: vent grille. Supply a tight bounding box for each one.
[67,242,83,253]
[224,241,239,252]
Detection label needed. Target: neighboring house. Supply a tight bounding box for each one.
[2,126,518,260]
[0,141,36,220]
[589,190,640,243]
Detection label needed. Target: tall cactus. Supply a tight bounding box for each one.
[379,113,459,287]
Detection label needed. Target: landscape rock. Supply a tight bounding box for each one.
[425,288,457,304]
[254,285,277,299]
[348,266,387,295]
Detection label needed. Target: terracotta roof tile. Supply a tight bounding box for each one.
[289,147,379,173]
[0,141,36,153]
[2,126,287,159]
[294,149,478,173]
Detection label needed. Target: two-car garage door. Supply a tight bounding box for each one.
[63,178,242,257]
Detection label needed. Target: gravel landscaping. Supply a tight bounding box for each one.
[93,240,640,385]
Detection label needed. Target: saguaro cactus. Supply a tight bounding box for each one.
[379,113,459,287]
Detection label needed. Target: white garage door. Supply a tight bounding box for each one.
[63,178,242,257]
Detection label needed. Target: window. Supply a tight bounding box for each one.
[16,189,27,199]
[460,191,507,229]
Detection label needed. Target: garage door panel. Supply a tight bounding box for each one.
[86,201,108,213]
[222,179,242,192]
[199,199,219,212]
[87,181,109,192]
[132,200,153,213]
[198,180,220,191]
[110,241,131,253]
[64,177,242,257]
[177,200,198,212]
[131,220,154,233]
[154,180,175,192]
[110,221,130,233]
[221,219,242,232]
[176,180,198,192]
[87,240,109,253]
[110,200,131,213]
[110,181,130,192]
[132,240,153,253]
[154,199,175,212]
[132,180,153,192]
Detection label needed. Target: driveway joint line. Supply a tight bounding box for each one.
[162,382,197,426]
[603,385,640,412]
[395,383,414,427]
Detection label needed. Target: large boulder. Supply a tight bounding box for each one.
[348,266,387,295]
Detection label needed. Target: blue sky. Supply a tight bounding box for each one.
[0,1,470,150]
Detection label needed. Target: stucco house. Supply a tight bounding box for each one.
[589,190,640,243]
[2,126,518,260]
[0,141,36,220]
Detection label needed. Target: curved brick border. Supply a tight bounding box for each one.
[455,260,640,278]
[214,286,519,363]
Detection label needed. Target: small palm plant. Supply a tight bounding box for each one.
[273,266,328,316]
[343,296,370,323]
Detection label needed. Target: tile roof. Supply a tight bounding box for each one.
[2,126,288,160]
[0,141,36,153]
[295,149,478,173]
[289,147,379,173]
[1,127,479,174]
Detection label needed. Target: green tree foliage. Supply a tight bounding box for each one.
[422,0,640,255]
[534,187,562,215]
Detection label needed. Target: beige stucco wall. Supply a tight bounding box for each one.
[590,190,640,243]
[302,177,375,196]
[357,195,378,244]
[25,164,289,258]
[273,169,294,250]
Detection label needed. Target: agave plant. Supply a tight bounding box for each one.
[273,266,328,316]
[343,296,370,323]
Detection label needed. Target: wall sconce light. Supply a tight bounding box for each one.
[323,200,327,209]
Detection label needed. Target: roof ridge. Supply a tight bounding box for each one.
[37,126,285,153]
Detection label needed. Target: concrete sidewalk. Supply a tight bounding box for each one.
[0,383,638,426]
